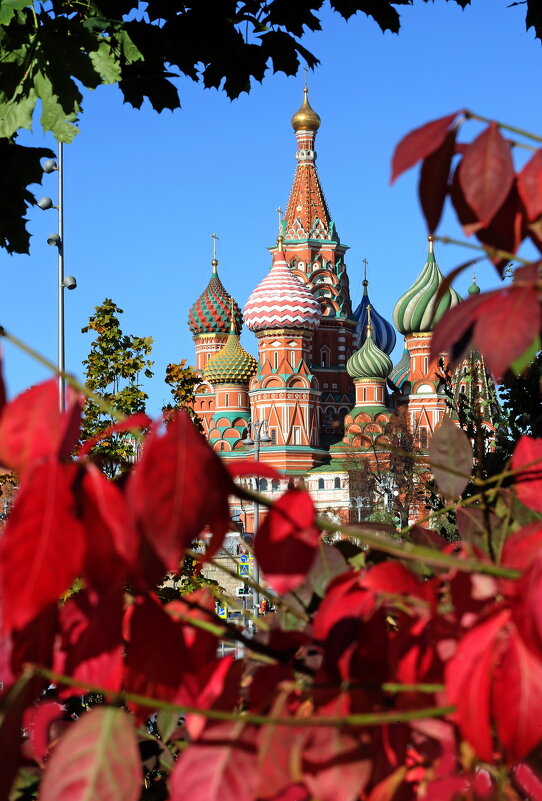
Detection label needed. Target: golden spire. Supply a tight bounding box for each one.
[291,84,321,132]
[229,299,237,334]
[428,234,434,254]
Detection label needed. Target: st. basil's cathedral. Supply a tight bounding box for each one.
[186,88,496,528]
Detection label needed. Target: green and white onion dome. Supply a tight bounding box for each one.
[203,327,258,385]
[347,312,392,380]
[468,275,481,295]
[393,238,461,335]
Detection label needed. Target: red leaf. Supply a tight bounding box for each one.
[430,290,492,366]
[0,673,36,801]
[501,521,542,575]
[24,700,64,762]
[391,112,461,183]
[518,149,542,222]
[445,609,510,761]
[512,763,542,801]
[361,561,435,604]
[123,593,192,705]
[0,379,83,475]
[77,412,151,458]
[512,436,542,514]
[429,417,472,498]
[474,184,525,270]
[128,412,233,571]
[419,129,457,233]
[56,587,124,696]
[492,625,542,763]
[227,460,283,481]
[169,722,258,801]
[80,464,135,590]
[459,123,515,227]
[511,552,542,656]
[10,602,58,678]
[0,460,85,632]
[303,727,373,801]
[254,489,320,594]
[40,706,142,801]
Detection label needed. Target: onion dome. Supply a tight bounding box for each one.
[203,319,257,385]
[188,259,242,335]
[468,274,481,295]
[389,347,410,389]
[353,277,396,355]
[393,238,462,335]
[291,87,321,132]
[347,307,393,380]
[244,246,322,332]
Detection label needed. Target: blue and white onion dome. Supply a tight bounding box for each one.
[393,237,462,335]
[347,307,393,380]
[244,245,322,332]
[353,277,396,354]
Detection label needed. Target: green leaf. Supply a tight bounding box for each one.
[0,0,31,25]
[34,71,79,142]
[511,334,541,376]
[0,89,36,137]
[89,41,122,84]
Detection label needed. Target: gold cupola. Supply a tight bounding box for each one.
[291,87,321,132]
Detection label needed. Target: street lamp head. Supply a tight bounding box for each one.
[37,197,55,211]
[259,433,272,443]
[42,159,58,174]
[243,436,254,447]
[47,233,61,247]
[62,275,77,290]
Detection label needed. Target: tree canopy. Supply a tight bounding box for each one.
[1,0,540,254]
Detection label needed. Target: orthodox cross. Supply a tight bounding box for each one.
[276,207,283,236]
[211,232,219,260]
[362,258,368,281]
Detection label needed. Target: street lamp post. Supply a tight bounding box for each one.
[242,419,271,614]
[39,142,77,413]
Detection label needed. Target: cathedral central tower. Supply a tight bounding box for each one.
[276,88,357,443]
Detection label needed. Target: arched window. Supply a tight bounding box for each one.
[260,478,269,491]
[318,478,325,490]
[334,477,341,489]
[272,479,280,491]
[321,349,329,367]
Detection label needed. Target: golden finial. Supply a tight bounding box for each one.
[366,304,373,338]
[229,299,236,334]
[291,81,321,132]
[211,232,219,272]
[276,206,283,239]
[428,234,434,254]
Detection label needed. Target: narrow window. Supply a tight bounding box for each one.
[334,477,341,489]
[423,356,428,374]
[318,478,325,490]
[273,351,278,369]
[270,429,277,445]
[321,350,328,367]
[224,393,229,407]
[260,478,268,491]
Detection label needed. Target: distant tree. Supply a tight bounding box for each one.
[162,359,202,431]
[1,0,540,254]
[81,298,153,476]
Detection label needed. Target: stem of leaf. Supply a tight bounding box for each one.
[465,111,542,145]
[434,236,531,265]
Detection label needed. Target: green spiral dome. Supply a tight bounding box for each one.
[393,242,462,335]
[347,328,392,380]
[203,331,258,385]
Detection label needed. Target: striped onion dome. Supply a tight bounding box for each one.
[353,278,396,355]
[393,239,462,335]
[244,248,322,332]
[188,259,242,335]
[389,346,410,389]
[347,310,392,380]
[203,322,257,385]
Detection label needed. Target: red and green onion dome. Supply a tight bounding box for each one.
[188,259,242,336]
[203,328,258,385]
[244,248,322,332]
[393,239,461,335]
[347,324,392,381]
[353,278,396,355]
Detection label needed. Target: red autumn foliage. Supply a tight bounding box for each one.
[2,108,542,801]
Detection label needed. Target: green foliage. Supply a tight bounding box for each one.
[162,359,202,431]
[494,350,542,464]
[81,298,153,476]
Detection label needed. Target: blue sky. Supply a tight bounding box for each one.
[1,0,540,416]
